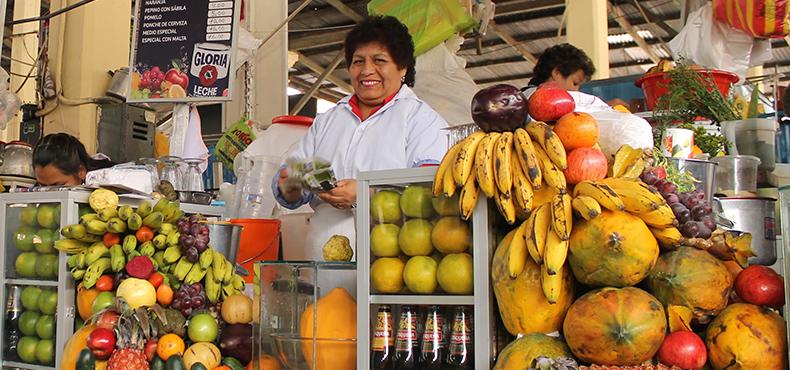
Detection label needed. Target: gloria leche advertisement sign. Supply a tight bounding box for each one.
[129,0,241,103]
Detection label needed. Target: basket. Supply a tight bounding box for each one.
[635,69,739,110]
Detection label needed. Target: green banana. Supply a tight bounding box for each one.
[75,234,101,243]
[85,220,108,235]
[122,235,137,254]
[139,241,155,257]
[163,202,181,223]
[54,239,89,254]
[152,234,168,250]
[212,250,225,280]
[83,257,112,288]
[165,273,180,290]
[142,212,164,229]
[165,209,184,224]
[117,205,135,221]
[97,207,118,222]
[232,274,245,290]
[127,250,141,259]
[153,250,165,266]
[163,246,182,264]
[159,223,175,236]
[80,213,99,224]
[150,258,159,271]
[221,283,235,300]
[222,258,234,284]
[61,224,87,239]
[137,200,153,218]
[67,254,79,269]
[127,213,143,231]
[77,250,87,269]
[85,244,110,265]
[166,232,180,247]
[205,269,221,303]
[110,244,125,272]
[106,217,127,234]
[199,249,213,270]
[153,198,170,213]
[174,258,194,281]
[71,268,86,280]
[184,264,208,285]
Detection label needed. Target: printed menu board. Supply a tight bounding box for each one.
[129,0,241,102]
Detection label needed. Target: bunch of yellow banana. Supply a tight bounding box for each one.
[611,144,648,179]
[433,123,567,223]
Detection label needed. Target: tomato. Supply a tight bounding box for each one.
[156,285,174,306]
[148,272,164,289]
[135,227,154,243]
[103,233,121,247]
[95,275,114,292]
[87,327,116,360]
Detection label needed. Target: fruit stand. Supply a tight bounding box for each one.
[355,167,494,369]
[0,190,224,370]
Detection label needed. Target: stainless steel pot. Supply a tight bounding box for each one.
[0,141,34,178]
[204,221,247,275]
[716,197,777,265]
[666,157,717,202]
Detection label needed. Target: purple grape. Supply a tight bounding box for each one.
[697,222,712,239]
[193,297,204,307]
[691,205,710,221]
[670,203,688,215]
[684,196,700,208]
[183,235,195,247]
[185,247,199,262]
[182,307,192,317]
[682,221,701,238]
[190,224,202,235]
[658,182,677,195]
[701,216,716,231]
[182,298,192,307]
[175,291,186,300]
[694,190,705,200]
[665,193,680,205]
[654,179,668,189]
[178,223,191,234]
[641,171,658,185]
[192,283,202,292]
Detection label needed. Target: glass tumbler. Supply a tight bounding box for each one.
[159,156,183,190]
[183,158,205,192]
[138,157,160,190]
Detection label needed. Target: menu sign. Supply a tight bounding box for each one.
[129,0,240,103]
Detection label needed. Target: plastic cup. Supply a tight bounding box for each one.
[712,155,761,197]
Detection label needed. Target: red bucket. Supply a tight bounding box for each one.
[229,218,281,283]
[635,69,739,110]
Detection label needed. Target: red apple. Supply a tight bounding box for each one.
[471,84,528,132]
[87,327,116,360]
[734,265,785,308]
[165,68,189,90]
[144,338,158,361]
[528,82,575,122]
[657,331,707,369]
[563,147,608,184]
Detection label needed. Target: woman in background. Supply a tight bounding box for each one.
[33,133,115,186]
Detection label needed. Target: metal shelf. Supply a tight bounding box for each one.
[369,294,474,306]
[5,279,59,287]
[3,361,56,370]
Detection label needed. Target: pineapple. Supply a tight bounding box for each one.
[107,302,154,370]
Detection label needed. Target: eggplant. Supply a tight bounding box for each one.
[219,324,252,364]
[471,84,528,133]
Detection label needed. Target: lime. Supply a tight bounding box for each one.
[35,254,59,280]
[13,226,36,252]
[15,252,39,278]
[37,289,57,315]
[17,336,39,363]
[34,229,56,254]
[19,311,40,336]
[35,338,54,364]
[20,287,42,311]
[20,206,38,226]
[35,315,54,339]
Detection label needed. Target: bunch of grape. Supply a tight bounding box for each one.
[170,283,207,318]
[641,169,716,239]
[177,215,210,263]
[139,66,165,91]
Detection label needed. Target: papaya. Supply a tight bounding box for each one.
[299,288,356,370]
[706,303,787,370]
[76,283,100,321]
[493,333,572,369]
[61,324,96,370]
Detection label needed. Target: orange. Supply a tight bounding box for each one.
[156,285,174,306]
[156,333,185,360]
[552,112,599,150]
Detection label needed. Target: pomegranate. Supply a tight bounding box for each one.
[528,82,575,122]
[734,265,785,308]
[563,147,608,184]
[657,331,707,369]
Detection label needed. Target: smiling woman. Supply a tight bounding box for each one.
[271,15,449,260]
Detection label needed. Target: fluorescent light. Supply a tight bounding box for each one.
[287,87,302,96]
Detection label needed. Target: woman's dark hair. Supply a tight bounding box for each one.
[528,43,596,87]
[33,133,113,175]
[344,15,416,87]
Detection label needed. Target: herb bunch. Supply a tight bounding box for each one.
[652,63,740,126]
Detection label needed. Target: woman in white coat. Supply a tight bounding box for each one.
[272,16,449,260]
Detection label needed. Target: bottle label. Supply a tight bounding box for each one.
[372,310,394,351]
[394,312,417,351]
[421,315,445,353]
[449,317,472,355]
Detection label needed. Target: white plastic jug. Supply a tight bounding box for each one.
[238,155,281,219]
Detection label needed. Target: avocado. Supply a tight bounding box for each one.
[151,355,166,370]
[165,355,187,370]
[75,348,95,370]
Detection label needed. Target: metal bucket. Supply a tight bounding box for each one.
[716,197,777,265]
[205,222,246,274]
[666,157,717,201]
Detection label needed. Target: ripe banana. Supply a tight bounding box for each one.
[153,234,168,250]
[127,213,143,231]
[452,131,486,186]
[174,258,194,281]
[543,225,568,275]
[106,217,128,234]
[442,160,458,197]
[513,128,542,187]
[541,262,563,304]
[110,244,125,272]
[83,257,111,288]
[599,177,666,209]
[433,143,461,196]
[164,246,182,263]
[117,205,135,221]
[474,132,501,198]
[184,264,208,285]
[572,181,625,212]
[199,248,214,269]
[533,145,566,191]
[525,121,567,170]
[61,224,87,239]
[97,207,118,222]
[232,275,246,290]
[571,195,602,221]
[526,203,551,264]
[159,223,176,236]
[85,244,110,265]
[638,204,677,228]
[493,132,514,194]
[205,269,221,303]
[143,212,164,229]
[511,153,533,220]
[650,226,683,250]
[137,200,153,217]
[508,220,529,278]
[222,258,234,284]
[611,145,645,178]
[153,198,170,213]
[551,193,572,241]
[167,232,180,247]
[212,250,226,282]
[621,159,646,179]
[80,213,100,224]
[122,235,137,254]
[54,239,89,254]
[85,220,108,235]
[494,189,517,225]
[139,241,156,257]
[458,170,480,221]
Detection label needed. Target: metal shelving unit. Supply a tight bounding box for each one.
[0,190,224,370]
[356,167,495,369]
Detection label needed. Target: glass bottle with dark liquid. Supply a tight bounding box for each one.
[4,286,22,362]
[371,305,394,370]
[418,305,445,369]
[445,306,473,369]
[392,305,418,370]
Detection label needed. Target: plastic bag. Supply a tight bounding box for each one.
[0,91,21,130]
[368,0,476,56]
[589,111,654,159]
[713,0,790,38]
[668,3,773,80]
[214,118,256,171]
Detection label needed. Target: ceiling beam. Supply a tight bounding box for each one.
[289,76,344,103]
[296,52,353,93]
[493,0,565,16]
[291,51,345,114]
[472,58,653,85]
[324,0,365,22]
[289,29,349,51]
[489,21,538,65]
[608,1,661,63]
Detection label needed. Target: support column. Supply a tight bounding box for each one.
[42,0,131,152]
[746,65,764,92]
[3,0,40,142]
[566,0,610,80]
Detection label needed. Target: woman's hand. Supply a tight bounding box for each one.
[278,168,303,203]
[317,179,357,209]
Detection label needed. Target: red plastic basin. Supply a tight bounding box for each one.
[635,69,739,111]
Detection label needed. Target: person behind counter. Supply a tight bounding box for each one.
[33,133,115,186]
[272,15,449,259]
